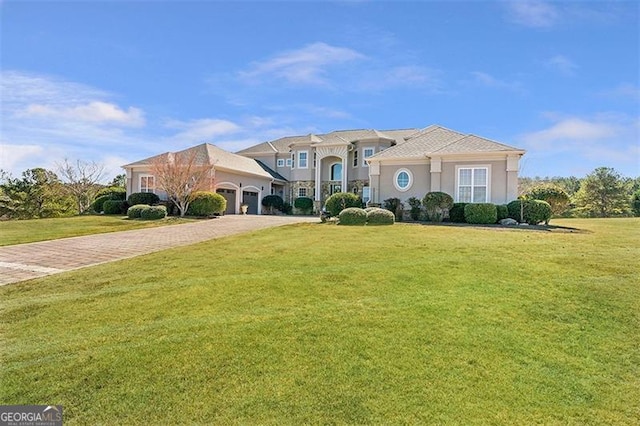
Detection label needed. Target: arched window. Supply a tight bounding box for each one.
[331,163,342,181]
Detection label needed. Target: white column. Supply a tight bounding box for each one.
[341,156,347,192]
[315,157,322,201]
[430,157,442,192]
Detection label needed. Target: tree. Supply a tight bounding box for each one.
[149,149,215,217]
[525,184,570,216]
[57,159,106,214]
[0,168,74,218]
[574,167,631,217]
[109,174,126,188]
[631,189,640,217]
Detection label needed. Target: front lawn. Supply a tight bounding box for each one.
[1,218,638,424]
[0,215,196,246]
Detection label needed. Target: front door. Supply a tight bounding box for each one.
[242,191,259,214]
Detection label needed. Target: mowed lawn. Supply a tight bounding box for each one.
[1,218,638,424]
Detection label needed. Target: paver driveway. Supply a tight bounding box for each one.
[0,215,317,285]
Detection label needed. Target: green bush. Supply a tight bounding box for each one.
[423,192,454,222]
[367,207,395,225]
[525,184,570,216]
[95,186,126,200]
[281,201,293,215]
[325,192,362,216]
[507,199,553,225]
[632,190,640,217]
[103,200,128,215]
[187,191,226,216]
[364,207,378,213]
[407,197,422,221]
[127,204,149,219]
[261,195,284,213]
[140,205,167,220]
[449,203,467,223]
[294,196,314,214]
[496,204,509,221]
[128,192,160,206]
[464,203,498,224]
[338,207,367,226]
[92,195,112,213]
[383,197,404,221]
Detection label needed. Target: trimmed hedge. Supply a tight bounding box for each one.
[496,204,509,221]
[325,192,362,216]
[128,192,160,206]
[187,191,226,216]
[464,203,497,224]
[96,186,126,200]
[262,195,284,213]
[338,207,367,226]
[449,203,468,223]
[423,192,454,222]
[92,195,112,213]
[127,204,149,219]
[407,197,422,221]
[140,205,167,220]
[103,200,128,215]
[367,207,395,225]
[525,184,570,216]
[294,196,314,214]
[507,199,553,225]
[383,197,404,221]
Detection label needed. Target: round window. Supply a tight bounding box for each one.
[394,168,412,191]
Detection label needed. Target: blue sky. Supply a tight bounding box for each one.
[1,0,638,181]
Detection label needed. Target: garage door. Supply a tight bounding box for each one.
[242,191,259,215]
[216,188,236,215]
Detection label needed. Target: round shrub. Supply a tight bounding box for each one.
[187,191,226,216]
[127,204,149,219]
[464,203,498,224]
[496,204,509,221]
[294,196,314,214]
[422,191,454,222]
[128,192,160,206]
[366,207,395,225]
[338,207,367,226]
[525,184,570,216]
[140,205,167,220]
[103,199,128,215]
[261,195,284,213]
[325,192,362,216]
[92,195,112,213]
[95,186,126,200]
[449,203,468,223]
[507,199,552,225]
[364,207,378,213]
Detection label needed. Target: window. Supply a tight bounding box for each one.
[362,186,370,203]
[313,152,317,168]
[291,153,295,169]
[393,168,412,192]
[286,159,292,167]
[353,150,359,167]
[363,148,374,166]
[298,151,308,168]
[140,175,155,193]
[298,187,307,197]
[277,159,285,167]
[457,167,489,202]
[330,163,342,181]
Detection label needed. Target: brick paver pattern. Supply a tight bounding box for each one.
[0,215,317,286]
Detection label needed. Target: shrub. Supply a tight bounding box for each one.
[103,199,128,215]
[187,191,226,216]
[364,207,378,213]
[338,207,367,226]
[496,204,509,221]
[325,192,362,216]
[140,205,167,220]
[632,190,640,217]
[128,192,160,206]
[507,199,553,225]
[367,207,395,225]
[464,203,498,224]
[127,204,149,219]
[407,197,422,221]
[383,197,404,221]
[423,192,454,222]
[449,203,467,223]
[294,196,314,214]
[95,186,126,200]
[525,184,570,216]
[281,201,293,215]
[92,195,112,213]
[261,195,284,214]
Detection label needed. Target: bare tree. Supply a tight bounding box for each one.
[150,149,215,217]
[57,159,105,214]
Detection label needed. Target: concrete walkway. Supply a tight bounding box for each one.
[0,215,318,286]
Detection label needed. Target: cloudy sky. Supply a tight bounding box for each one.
[1,0,638,181]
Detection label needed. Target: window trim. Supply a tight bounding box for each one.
[455,165,491,203]
[277,159,285,167]
[286,158,292,167]
[362,186,371,203]
[393,168,412,192]
[353,149,359,168]
[298,150,308,169]
[362,147,374,167]
[298,187,307,197]
[330,162,342,181]
[139,174,155,193]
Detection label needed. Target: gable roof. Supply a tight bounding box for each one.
[123,143,273,179]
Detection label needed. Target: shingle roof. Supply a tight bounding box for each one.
[255,159,287,182]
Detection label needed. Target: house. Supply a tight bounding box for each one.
[122,143,284,215]
[237,125,525,210]
[123,125,525,215]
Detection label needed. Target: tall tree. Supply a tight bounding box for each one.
[0,168,73,218]
[574,167,631,217]
[109,174,126,188]
[149,149,215,217]
[57,159,105,214]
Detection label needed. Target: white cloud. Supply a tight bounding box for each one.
[468,71,524,93]
[505,0,560,28]
[546,55,578,75]
[521,117,616,145]
[20,101,145,127]
[599,83,640,101]
[0,143,46,174]
[164,118,241,143]
[239,42,366,86]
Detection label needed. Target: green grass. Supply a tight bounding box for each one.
[1,218,638,424]
[0,215,196,246]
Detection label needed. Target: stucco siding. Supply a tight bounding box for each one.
[440,159,510,204]
[378,163,431,203]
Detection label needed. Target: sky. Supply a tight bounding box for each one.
[1,0,638,182]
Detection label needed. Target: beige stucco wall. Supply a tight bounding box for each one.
[440,159,510,204]
[377,163,431,203]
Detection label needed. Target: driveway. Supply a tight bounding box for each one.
[0,215,318,286]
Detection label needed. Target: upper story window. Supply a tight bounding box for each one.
[313,152,317,168]
[298,151,308,169]
[331,163,342,181]
[393,168,412,192]
[363,148,374,166]
[277,159,285,167]
[353,150,359,167]
[457,167,489,203]
[291,153,295,169]
[140,175,155,193]
[286,158,292,167]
